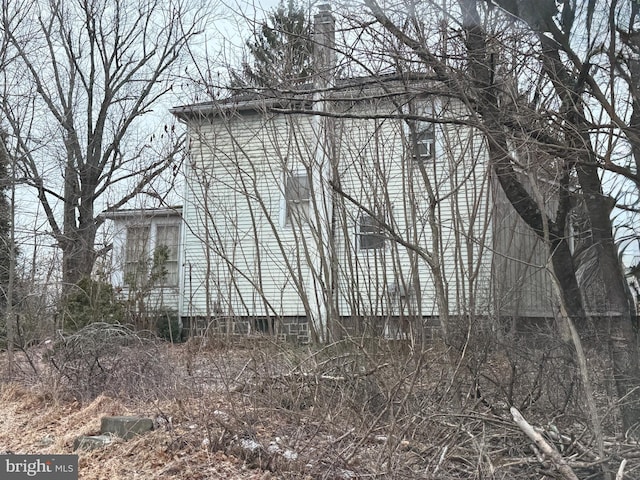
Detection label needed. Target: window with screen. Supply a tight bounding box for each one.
[411,119,435,164]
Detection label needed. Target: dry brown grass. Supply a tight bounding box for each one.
[0,329,638,479]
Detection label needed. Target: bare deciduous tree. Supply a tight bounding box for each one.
[0,0,208,288]
[361,0,640,431]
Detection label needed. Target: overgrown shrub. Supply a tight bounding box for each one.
[63,277,124,331]
[47,322,172,401]
[155,307,182,343]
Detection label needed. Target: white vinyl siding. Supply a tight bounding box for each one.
[181,112,319,319]
[180,93,496,323]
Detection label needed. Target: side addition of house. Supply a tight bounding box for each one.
[104,207,183,326]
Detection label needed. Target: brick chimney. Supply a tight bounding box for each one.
[313,4,336,89]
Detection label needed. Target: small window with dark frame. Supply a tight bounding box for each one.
[411,120,435,164]
[285,171,310,225]
[359,213,385,250]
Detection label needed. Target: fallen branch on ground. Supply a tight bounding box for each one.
[511,406,579,480]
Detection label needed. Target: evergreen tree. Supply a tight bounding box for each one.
[233,0,314,89]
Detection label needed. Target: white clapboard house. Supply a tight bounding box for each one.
[170,6,555,342]
[107,6,556,342]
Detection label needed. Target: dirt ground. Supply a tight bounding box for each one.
[0,330,639,479]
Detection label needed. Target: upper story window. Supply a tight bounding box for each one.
[411,120,435,163]
[359,213,385,250]
[285,171,310,225]
[406,101,436,164]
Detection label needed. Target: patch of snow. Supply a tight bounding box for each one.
[240,438,261,451]
[338,469,356,479]
[282,449,298,461]
[213,410,229,420]
[267,443,281,454]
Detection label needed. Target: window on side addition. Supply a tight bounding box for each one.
[124,225,150,286]
[155,224,180,286]
[285,171,310,225]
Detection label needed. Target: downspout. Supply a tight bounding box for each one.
[309,4,336,342]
